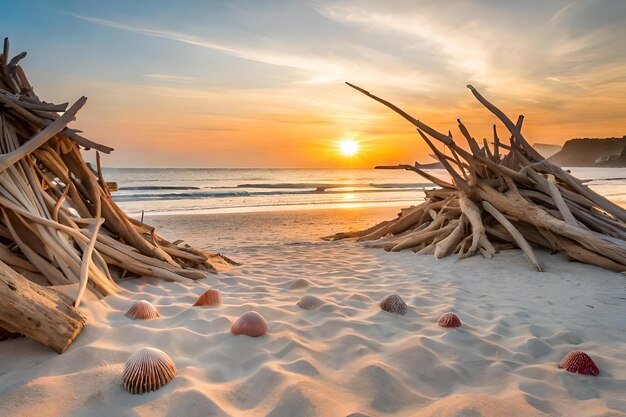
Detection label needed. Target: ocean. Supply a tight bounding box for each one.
[105,167,626,216]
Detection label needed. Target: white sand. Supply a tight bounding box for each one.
[1,206,626,417]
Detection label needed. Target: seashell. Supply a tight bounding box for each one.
[231,311,267,337]
[193,289,222,306]
[558,351,599,376]
[125,300,160,320]
[297,295,324,310]
[438,312,462,328]
[379,294,407,315]
[122,347,176,394]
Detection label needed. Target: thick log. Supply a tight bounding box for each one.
[482,201,544,271]
[459,196,495,258]
[434,216,467,258]
[0,260,85,353]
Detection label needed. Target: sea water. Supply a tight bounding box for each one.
[105,167,626,215]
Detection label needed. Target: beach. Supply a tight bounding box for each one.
[1,206,626,417]
[3,2,626,415]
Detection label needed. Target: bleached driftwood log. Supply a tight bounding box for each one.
[0,37,236,351]
[0,260,85,353]
[326,82,626,273]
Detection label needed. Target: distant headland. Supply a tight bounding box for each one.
[549,136,626,167]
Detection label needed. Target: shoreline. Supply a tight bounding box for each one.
[130,199,419,217]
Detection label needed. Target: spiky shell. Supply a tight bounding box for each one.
[379,294,407,315]
[438,312,462,328]
[231,311,267,337]
[558,351,599,376]
[122,347,176,394]
[125,300,160,320]
[297,295,324,310]
[193,289,222,306]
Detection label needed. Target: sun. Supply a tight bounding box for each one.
[339,139,359,157]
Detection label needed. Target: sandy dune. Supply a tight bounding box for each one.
[1,207,626,417]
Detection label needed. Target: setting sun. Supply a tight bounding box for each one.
[339,139,359,157]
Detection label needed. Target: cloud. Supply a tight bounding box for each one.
[143,74,200,83]
[74,14,434,91]
[313,1,542,95]
[313,0,626,107]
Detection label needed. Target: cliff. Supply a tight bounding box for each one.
[549,136,626,167]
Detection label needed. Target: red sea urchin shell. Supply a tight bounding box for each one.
[122,347,176,394]
[193,289,222,306]
[558,351,599,376]
[379,294,407,315]
[438,312,462,328]
[231,311,268,337]
[125,300,160,320]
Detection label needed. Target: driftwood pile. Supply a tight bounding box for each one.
[0,38,235,352]
[328,83,626,273]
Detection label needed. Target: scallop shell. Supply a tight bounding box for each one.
[438,312,462,328]
[122,347,176,394]
[125,300,160,320]
[297,295,324,310]
[558,351,599,376]
[193,289,222,306]
[379,294,407,315]
[231,311,268,337]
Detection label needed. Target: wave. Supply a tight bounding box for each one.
[114,190,317,202]
[222,182,433,191]
[369,182,432,189]
[112,187,425,202]
[122,186,201,191]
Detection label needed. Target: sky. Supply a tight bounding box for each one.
[2,0,626,168]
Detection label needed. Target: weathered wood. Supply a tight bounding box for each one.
[0,97,86,173]
[459,195,495,258]
[434,216,466,258]
[0,260,85,353]
[482,201,544,271]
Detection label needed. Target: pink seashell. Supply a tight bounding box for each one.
[193,289,222,306]
[122,347,176,394]
[125,300,160,320]
[438,312,462,328]
[297,295,324,310]
[558,351,599,376]
[379,294,407,315]
[231,311,267,337]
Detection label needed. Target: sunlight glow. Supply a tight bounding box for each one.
[339,140,359,157]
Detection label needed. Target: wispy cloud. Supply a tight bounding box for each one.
[75,14,433,90]
[314,0,626,106]
[143,73,199,83]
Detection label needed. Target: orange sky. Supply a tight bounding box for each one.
[6,1,626,167]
